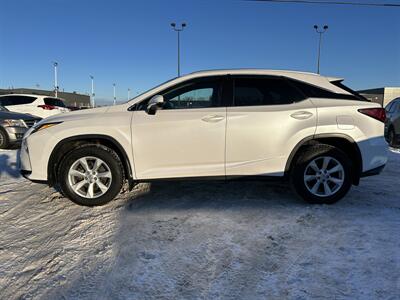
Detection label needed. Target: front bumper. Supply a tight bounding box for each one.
[5,126,28,143]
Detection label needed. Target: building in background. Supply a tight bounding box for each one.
[358,87,400,107]
[0,88,90,108]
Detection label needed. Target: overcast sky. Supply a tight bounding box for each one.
[0,0,399,104]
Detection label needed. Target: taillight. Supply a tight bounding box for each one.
[358,108,386,123]
[38,104,56,110]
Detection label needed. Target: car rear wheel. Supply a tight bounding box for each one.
[58,144,124,206]
[0,128,10,149]
[290,144,353,204]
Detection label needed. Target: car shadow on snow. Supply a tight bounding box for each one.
[0,153,20,180]
[123,180,303,213]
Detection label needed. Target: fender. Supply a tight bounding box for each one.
[284,133,363,184]
[47,134,133,186]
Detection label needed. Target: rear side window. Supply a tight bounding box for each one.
[44,98,66,107]
[0,95,36,106]
[233,77,304,106]
[291,80,362,101]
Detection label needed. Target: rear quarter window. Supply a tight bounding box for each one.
[44,98,66,107]
[290,80,363,101]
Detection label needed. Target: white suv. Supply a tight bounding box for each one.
[0,94,70,118]
[19,69,388,206]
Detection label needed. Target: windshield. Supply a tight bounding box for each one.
[0,105,8,111]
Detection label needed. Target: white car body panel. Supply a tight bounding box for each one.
[226,99,317,176]
[132,107,226,179]
[21,107,135,181]
[311,98,388,171]
[19,69,388,185]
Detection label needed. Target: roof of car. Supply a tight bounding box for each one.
[182,69,346,93]
[189,68,319,76]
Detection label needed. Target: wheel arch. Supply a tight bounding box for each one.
[285,133,363,185]
[47,134,133,186]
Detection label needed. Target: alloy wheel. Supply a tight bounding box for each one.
[68,156,112,199]
[303,156,345,197]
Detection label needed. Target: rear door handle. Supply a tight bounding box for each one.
[201,115,225,123]
[290,111,313,120]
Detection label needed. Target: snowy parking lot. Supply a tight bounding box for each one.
[0,148,399,299]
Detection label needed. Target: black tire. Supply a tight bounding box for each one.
[58,144,124,206]
[388,128,397,147]
[290,144,353,204]
[0,128,10,149]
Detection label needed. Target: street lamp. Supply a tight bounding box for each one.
[53,62,59,97]
[170,22,187,77]
[90,75,95,107]
[314,25,329,74]
[113,83,116,105]
[128,88,131,100]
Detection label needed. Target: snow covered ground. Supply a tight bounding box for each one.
[0,148,399,299]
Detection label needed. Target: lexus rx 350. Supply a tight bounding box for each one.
[19,69,388,206]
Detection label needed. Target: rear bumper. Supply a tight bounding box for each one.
[358,136,388,173]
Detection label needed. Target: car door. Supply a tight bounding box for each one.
[226,76,317,177]
[131,76,227,179]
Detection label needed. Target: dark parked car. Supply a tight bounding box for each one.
[0,105,41,149]
[385,98,400,147]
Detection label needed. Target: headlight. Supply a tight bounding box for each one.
[1,119,26,127]
[34,122,62,132]
[24,122,62,139]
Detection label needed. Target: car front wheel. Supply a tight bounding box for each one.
[290,144,353,204]
[0,128,10,149]
[58,144,124,206]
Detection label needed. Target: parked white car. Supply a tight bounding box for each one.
[19,69,388,206]
[0,94,70,119]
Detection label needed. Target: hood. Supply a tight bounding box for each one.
[41,106,111,123]
[0,111,40,120]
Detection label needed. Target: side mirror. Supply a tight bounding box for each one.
[146,95,164,115]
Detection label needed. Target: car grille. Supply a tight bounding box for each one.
[24,119,40,128]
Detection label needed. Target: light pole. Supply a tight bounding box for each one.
[128,88,131,100]
[90,75,95,107]
[113,83,116,105]
[314,25,328,74]
[53,62,59,97]
[170,22,187,77]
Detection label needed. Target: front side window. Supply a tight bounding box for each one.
[233,77,304,106]
[136,77,222,110]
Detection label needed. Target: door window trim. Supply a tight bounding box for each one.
[229,75,307,107]
[129,76,226,111]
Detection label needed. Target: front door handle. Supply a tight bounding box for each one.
[290,111,313,120]
[201,115,225,123]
